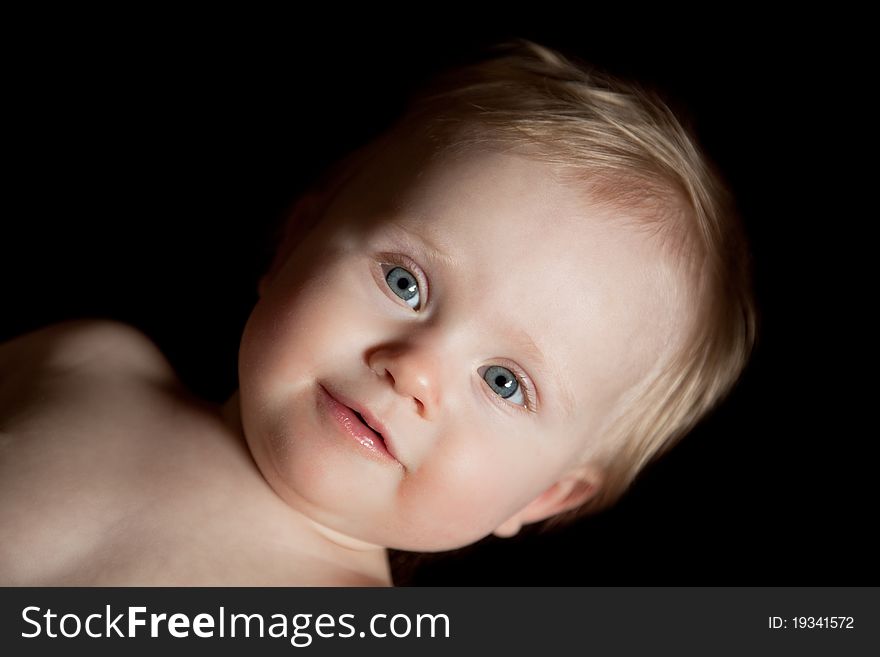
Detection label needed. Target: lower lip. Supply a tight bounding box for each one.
[317,385,398,465]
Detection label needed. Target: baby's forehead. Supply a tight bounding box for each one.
[347,135,590,236]
[365,143,661,276]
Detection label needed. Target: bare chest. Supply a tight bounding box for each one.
[0,363,247,583]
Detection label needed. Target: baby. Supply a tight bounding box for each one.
[0,39,757,585]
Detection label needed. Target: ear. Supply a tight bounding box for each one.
[258,191,327,298]
[493,463,604,539]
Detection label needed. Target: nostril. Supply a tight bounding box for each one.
[371,363,394,386]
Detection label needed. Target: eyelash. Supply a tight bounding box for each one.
[376,252,539,414]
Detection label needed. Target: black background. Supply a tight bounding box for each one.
[3,16,871,584]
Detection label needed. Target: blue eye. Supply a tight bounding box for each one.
[385,266,421,310]
[380,260,533,412]
[482,365,526,407]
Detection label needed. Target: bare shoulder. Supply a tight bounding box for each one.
[0,318,175,381]
[0,319,178,427]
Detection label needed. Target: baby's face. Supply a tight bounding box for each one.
[237,132,691,551]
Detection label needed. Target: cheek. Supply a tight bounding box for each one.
[394,448,531,550]
[236,255,356,478]
[240,255,359,395]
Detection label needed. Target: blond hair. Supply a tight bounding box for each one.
[287,38,759,533]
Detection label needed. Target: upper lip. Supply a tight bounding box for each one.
[323,385,398,461]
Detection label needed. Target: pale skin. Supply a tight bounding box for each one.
[0,129,692,585]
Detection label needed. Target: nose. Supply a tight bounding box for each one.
[367,341,443,419]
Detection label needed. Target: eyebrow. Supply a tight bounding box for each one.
[386,221,576,418]
[386,221,457,268]
[507,325,576,417]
